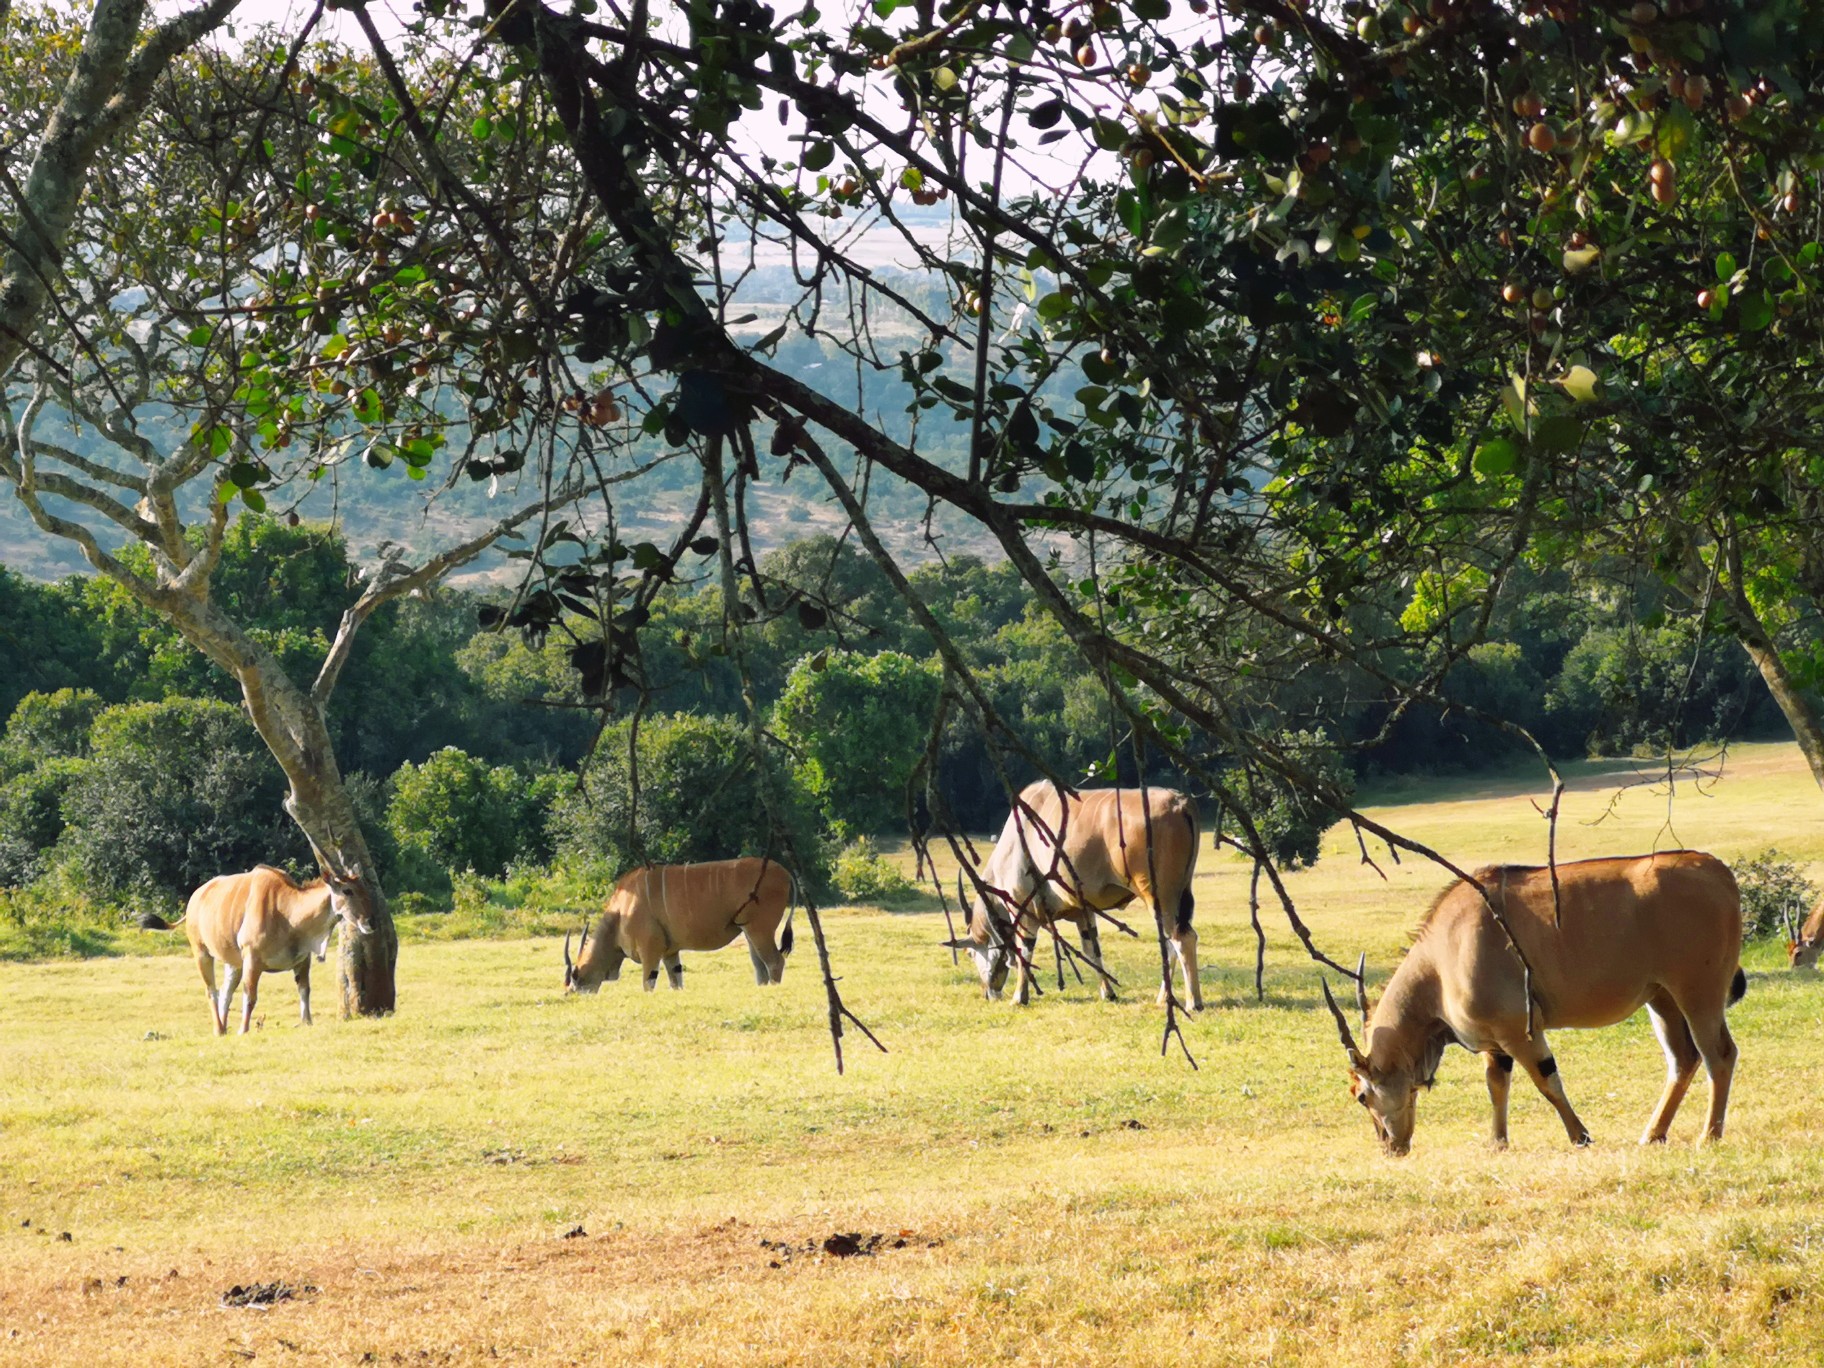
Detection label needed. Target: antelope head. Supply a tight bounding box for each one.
[1322,955,1419,1157]
[944,871,1012,998]
[1786,899,1822,970]
[301,824,374,936]
[322,862,375,937]
[565,918,624,993]
[564,922,594,994]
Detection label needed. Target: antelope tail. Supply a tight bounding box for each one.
[136,910,184,931]
[1729,966,1747,1007]
[780,876,797,957]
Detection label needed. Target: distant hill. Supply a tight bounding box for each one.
[0,255,1034,582]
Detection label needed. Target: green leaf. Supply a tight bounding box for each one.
[802,141,835,172]
[471,115,493,140]
[933,67,958,92]
[1472,437,1519,477]
[1656,103,1695,160]
[1716,252,1737,283]
[1530,414,1582,455]
[1738,289,1774,332]
[1092,118,1128,152]
[185,325,213,346]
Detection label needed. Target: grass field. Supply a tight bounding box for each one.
[6,742,1824,1364]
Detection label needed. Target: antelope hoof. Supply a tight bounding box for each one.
[1489,1136,1509,1152]
[1573,1131,1593,1148]
[1641,1132,1669,1146]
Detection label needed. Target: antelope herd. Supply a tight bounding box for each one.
[161,780,1779,1154]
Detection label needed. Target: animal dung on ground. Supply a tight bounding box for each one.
[759,1231,938,1267]
[220,1280,314,1308]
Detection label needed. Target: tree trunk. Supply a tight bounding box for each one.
[1727,613,1824,796]
[1713,527,1824,797]
[239,658,398,1016]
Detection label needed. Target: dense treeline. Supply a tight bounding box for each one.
[0,518,1784,922]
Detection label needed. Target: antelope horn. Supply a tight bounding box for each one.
[956,871,967,910]
[1354,952,1370,1031]
[1321,977,1367,1067]
[564,930,573,970]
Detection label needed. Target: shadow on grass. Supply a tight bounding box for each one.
[0,920,130,962]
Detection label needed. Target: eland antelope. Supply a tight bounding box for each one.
[564,856,796,993]
[141,863,374,1035]
[1322,851,1744,1156]
[1785,897,1824,969]
[947,781,1202,1009]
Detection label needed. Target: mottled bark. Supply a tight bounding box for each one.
[1714,532,1824,797]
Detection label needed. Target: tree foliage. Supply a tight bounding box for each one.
[551,712,826,888]
[63,697,305,903]
[775,650,944,837]
[385,746,550,880]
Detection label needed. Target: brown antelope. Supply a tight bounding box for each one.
[141,864,375,1035]
[1322,851,1745,1155]
[564,857,796,993]
[946,781,1203,1009]
[1785,897,1824,969]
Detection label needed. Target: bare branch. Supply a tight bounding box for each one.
[312,480,586,706]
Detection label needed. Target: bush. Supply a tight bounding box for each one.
[774,650,942,837]
[0,757,86,887]
[1222,730,1353,871]
[62,697,305,901]
[386,747,543,880]
[832,837,916,904]
[1733,847,1819,942]
[550,713,827,889]
[1,688,104,777]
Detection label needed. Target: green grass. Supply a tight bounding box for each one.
[4,740,1824,1363]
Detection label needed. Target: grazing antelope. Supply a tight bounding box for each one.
[564,856,796,993]
[1322,851,1745,1156]
[1785,897,1824,969]
[946,781,1203,1009]
[141,863,375,1035]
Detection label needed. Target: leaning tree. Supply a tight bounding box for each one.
[0,4,650,1012]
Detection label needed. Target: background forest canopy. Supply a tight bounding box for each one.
[0,522,1789,924]
[10,0,1824,1028]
